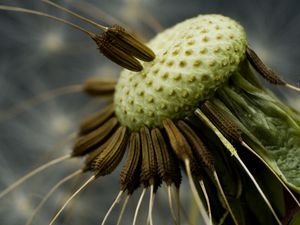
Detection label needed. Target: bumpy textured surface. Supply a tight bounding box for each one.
[114,14,247,130]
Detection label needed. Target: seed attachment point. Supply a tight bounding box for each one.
[107,25,156,62]
[93,25,156,72]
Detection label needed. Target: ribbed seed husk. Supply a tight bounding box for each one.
[162,118,193,161]
[162,118,202,177]
[140,126,160,187]
[93,34,143,72]
[83,79,117,96]
[120,132,142,194]
[151,128,181,187]
[73,117,118,156]
[177,120,214,171]
[200,101,242,145]
[84,136,112,171]
[107,24,155,62]
[91,126,128,177]
[246,47,285,85]
[80,104,115,135]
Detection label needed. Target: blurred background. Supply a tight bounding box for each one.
[0,0,299,224]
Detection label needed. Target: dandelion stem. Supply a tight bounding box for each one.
[0,154,71,199]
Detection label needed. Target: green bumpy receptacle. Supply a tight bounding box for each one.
[114,14,247,130]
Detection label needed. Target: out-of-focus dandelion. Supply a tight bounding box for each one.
[1,1,300,225]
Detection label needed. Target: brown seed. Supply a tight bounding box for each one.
[120,132,142,194]
[151,128,181,187]
[246,47,286,85]
[163,119,202,178]
[162,118,193,161]
[91,126,128,177]
[199,101,242,144]
[140,126,160,188]
[92,34,143,72]
[177,120,214,171]
[83,138,111,171]
[107,25,156,62]
[83,79,117,96]
[72,117,118,156]
[79,104,115,135]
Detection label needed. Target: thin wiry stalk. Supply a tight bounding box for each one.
[147,185,155,225]
[0,6,96,37]
[167,185,178,225]
[48,175,95,225]
[25,169,83,225]
[234,154,282,225]
[212,171,238,225]
[42,0,108,31]
[132,188,146,225]
[0,154,71,199]
[173,186,181,225]
[0,84,82,122]
[184,159,210,225]
[116,194,130,225]
[101,191,124,225]
[70,0,127,28]
[198,180,212,225]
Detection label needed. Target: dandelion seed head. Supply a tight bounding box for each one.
[115,14,247,130]
[1,0,300,225]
